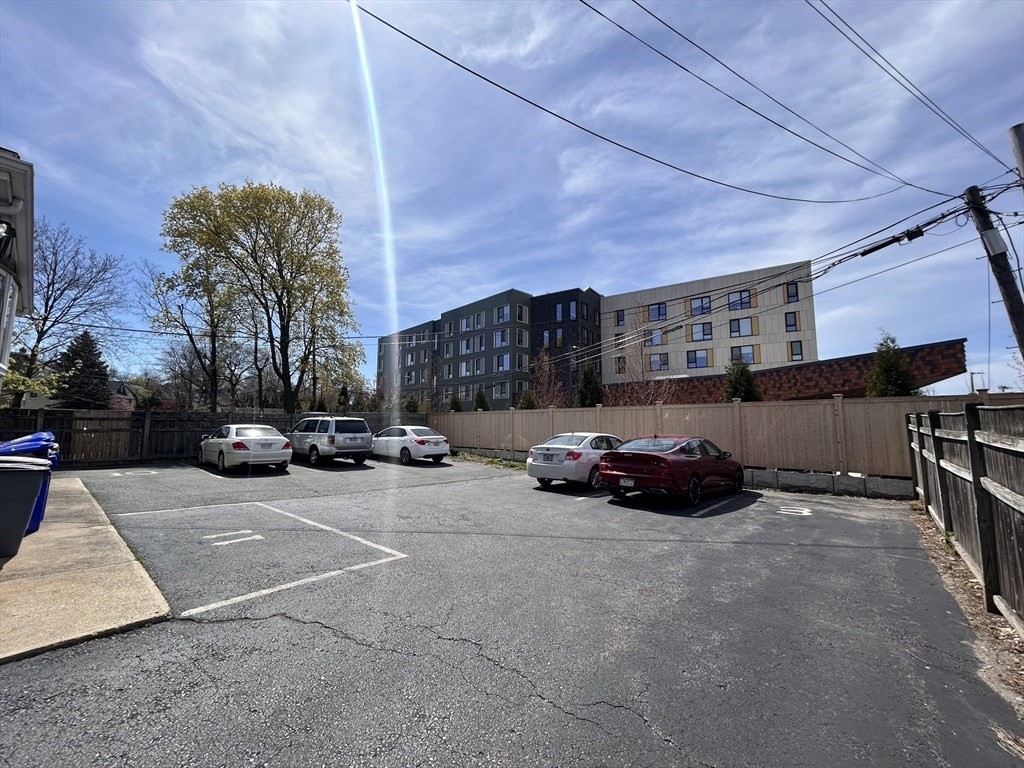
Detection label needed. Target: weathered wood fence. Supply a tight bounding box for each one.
[908,404,1024,640]
[0,410,421,466]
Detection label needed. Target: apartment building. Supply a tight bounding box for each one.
[529,288,603,403]
[599,261,817,384]
[375,319,438,406]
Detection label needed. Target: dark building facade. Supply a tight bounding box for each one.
[529,288,603,406]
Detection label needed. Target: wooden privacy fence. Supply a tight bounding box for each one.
[432,394,1019,478]
[907,404,1024,640]
[0,410,422,466]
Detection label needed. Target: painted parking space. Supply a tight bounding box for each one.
[113,500,406,617]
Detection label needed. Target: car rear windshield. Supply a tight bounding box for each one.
[334,420,370,434]
[236,427,281,438]
[543,434,587,446]
[411,428,441,437]
[617,438,681,453]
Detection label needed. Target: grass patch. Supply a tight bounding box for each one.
[452,452,526,471]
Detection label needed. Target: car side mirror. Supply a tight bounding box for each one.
[722,451,732,459]
[201,435,210,440]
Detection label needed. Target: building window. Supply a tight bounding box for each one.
[729,318,753,337]
[615,356,627,374]
[460,361,472,377]
[582,302,588,320]
[643,328,664,346]
[690,296,711,315]
[542,330,550,349]
[460,316,472,333]
[405,352,415,366]
[446,321,454,337]
[555,328,564,347]
[614,333,625,349]
[494,329,509,348]
[474,358,484,374]
[404,370,416,385]
[731,345,755,364]
[460,338,472,355]
[728,290,752,310]
[648,303,667,321]
[649,353,669,371]
[516,353,527,371]
[615,309,625,326]
[477,334,486,352]
[691,322,712,341]
[569,300,577,320]
[790,340,804,361]
[785,311,799,332]
[495,353,510,372]
[444,342,453,358]
[475,311,484,328]
[687,349,709,369]
[556,304,563,322]
[495,304,510,323]
[494,381,509,399]
[517,304,528,322]
[515,380,526,394]
[420,349,428,363]
[444,363,454,379]
[516,328,527,347]
[786,283,799,303]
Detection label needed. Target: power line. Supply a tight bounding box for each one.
[609,0,949,196]
[350,1,903,205]
[805,0,1008,169]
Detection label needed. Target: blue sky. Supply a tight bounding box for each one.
[2,0,1023,393]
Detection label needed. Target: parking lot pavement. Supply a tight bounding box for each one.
[1,460,1021,768]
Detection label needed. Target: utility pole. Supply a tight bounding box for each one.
[965,166,1024,357]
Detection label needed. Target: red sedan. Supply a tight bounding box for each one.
[598,435,744,504]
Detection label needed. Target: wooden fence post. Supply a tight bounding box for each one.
[833,394,847,475]
[732,398,742,463]
[906,413,920,500]
[142,410,152,463]
[595,403,602,432]
[927,410,952,533]
[964,402,1001,612]
[915,413,932,516]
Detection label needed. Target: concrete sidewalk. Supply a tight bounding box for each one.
[0,476,170,662]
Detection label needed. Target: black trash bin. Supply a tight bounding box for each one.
[0,457,51,569]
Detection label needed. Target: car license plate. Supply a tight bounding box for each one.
[619,477,634,487]
[543,453,553,462]
[346,437,361,443]
[258,442,274,450]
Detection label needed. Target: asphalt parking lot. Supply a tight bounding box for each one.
[2,455,1021,768]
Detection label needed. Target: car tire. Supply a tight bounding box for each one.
[587,466,602,489]
[538,478,553,488]
[353,456,366,465]
[400,448,412,465]
[733,468,744,493]
[611,489,627,499]
[431,456,443,464]
[687,475,703,505]
[279,461,289,471]
[217,452,227,474]
[308,446,320,466]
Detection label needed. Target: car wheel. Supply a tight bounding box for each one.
[279,461,289,471]
[587,466,602,489]
[217,452,227,474]
[733,468,744,493]
[431,456,443,464]
[308,446,320,466]
[400,447,412,465]
[198,447,205,466]
[687,475,703,505]
[611,489,627,499]
[353,456,366,465]
[537,478,553,488]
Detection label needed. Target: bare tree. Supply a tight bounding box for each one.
[529,349,570,408]
[9,217,125,407]
[158,340,206,410]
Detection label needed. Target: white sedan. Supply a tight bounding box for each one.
[372,426,450,464]
[198,424,292,473]
[527,432,624,489]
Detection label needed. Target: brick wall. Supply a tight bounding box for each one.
[604,338,967,405]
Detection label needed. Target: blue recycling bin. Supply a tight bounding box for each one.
[0,432,60,533]
[0,457,50,566]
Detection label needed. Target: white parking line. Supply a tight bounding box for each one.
[212,535,264,546]
[202,530,253,539]
[692,498,731,517]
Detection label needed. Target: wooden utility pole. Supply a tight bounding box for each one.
[965,178,1024,358]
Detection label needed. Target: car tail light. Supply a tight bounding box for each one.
[528,448,534,458]
[327,435,335,445]
[565,450,582,461]
[231,441,250,451]
[282,440,291,449]
[415,439,428,445]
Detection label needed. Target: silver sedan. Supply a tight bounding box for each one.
[526,432,623,489]
[198,424,292,473]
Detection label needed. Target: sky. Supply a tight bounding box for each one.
[1,0,1023,394]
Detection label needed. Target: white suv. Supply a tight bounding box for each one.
[284,416,372,466]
